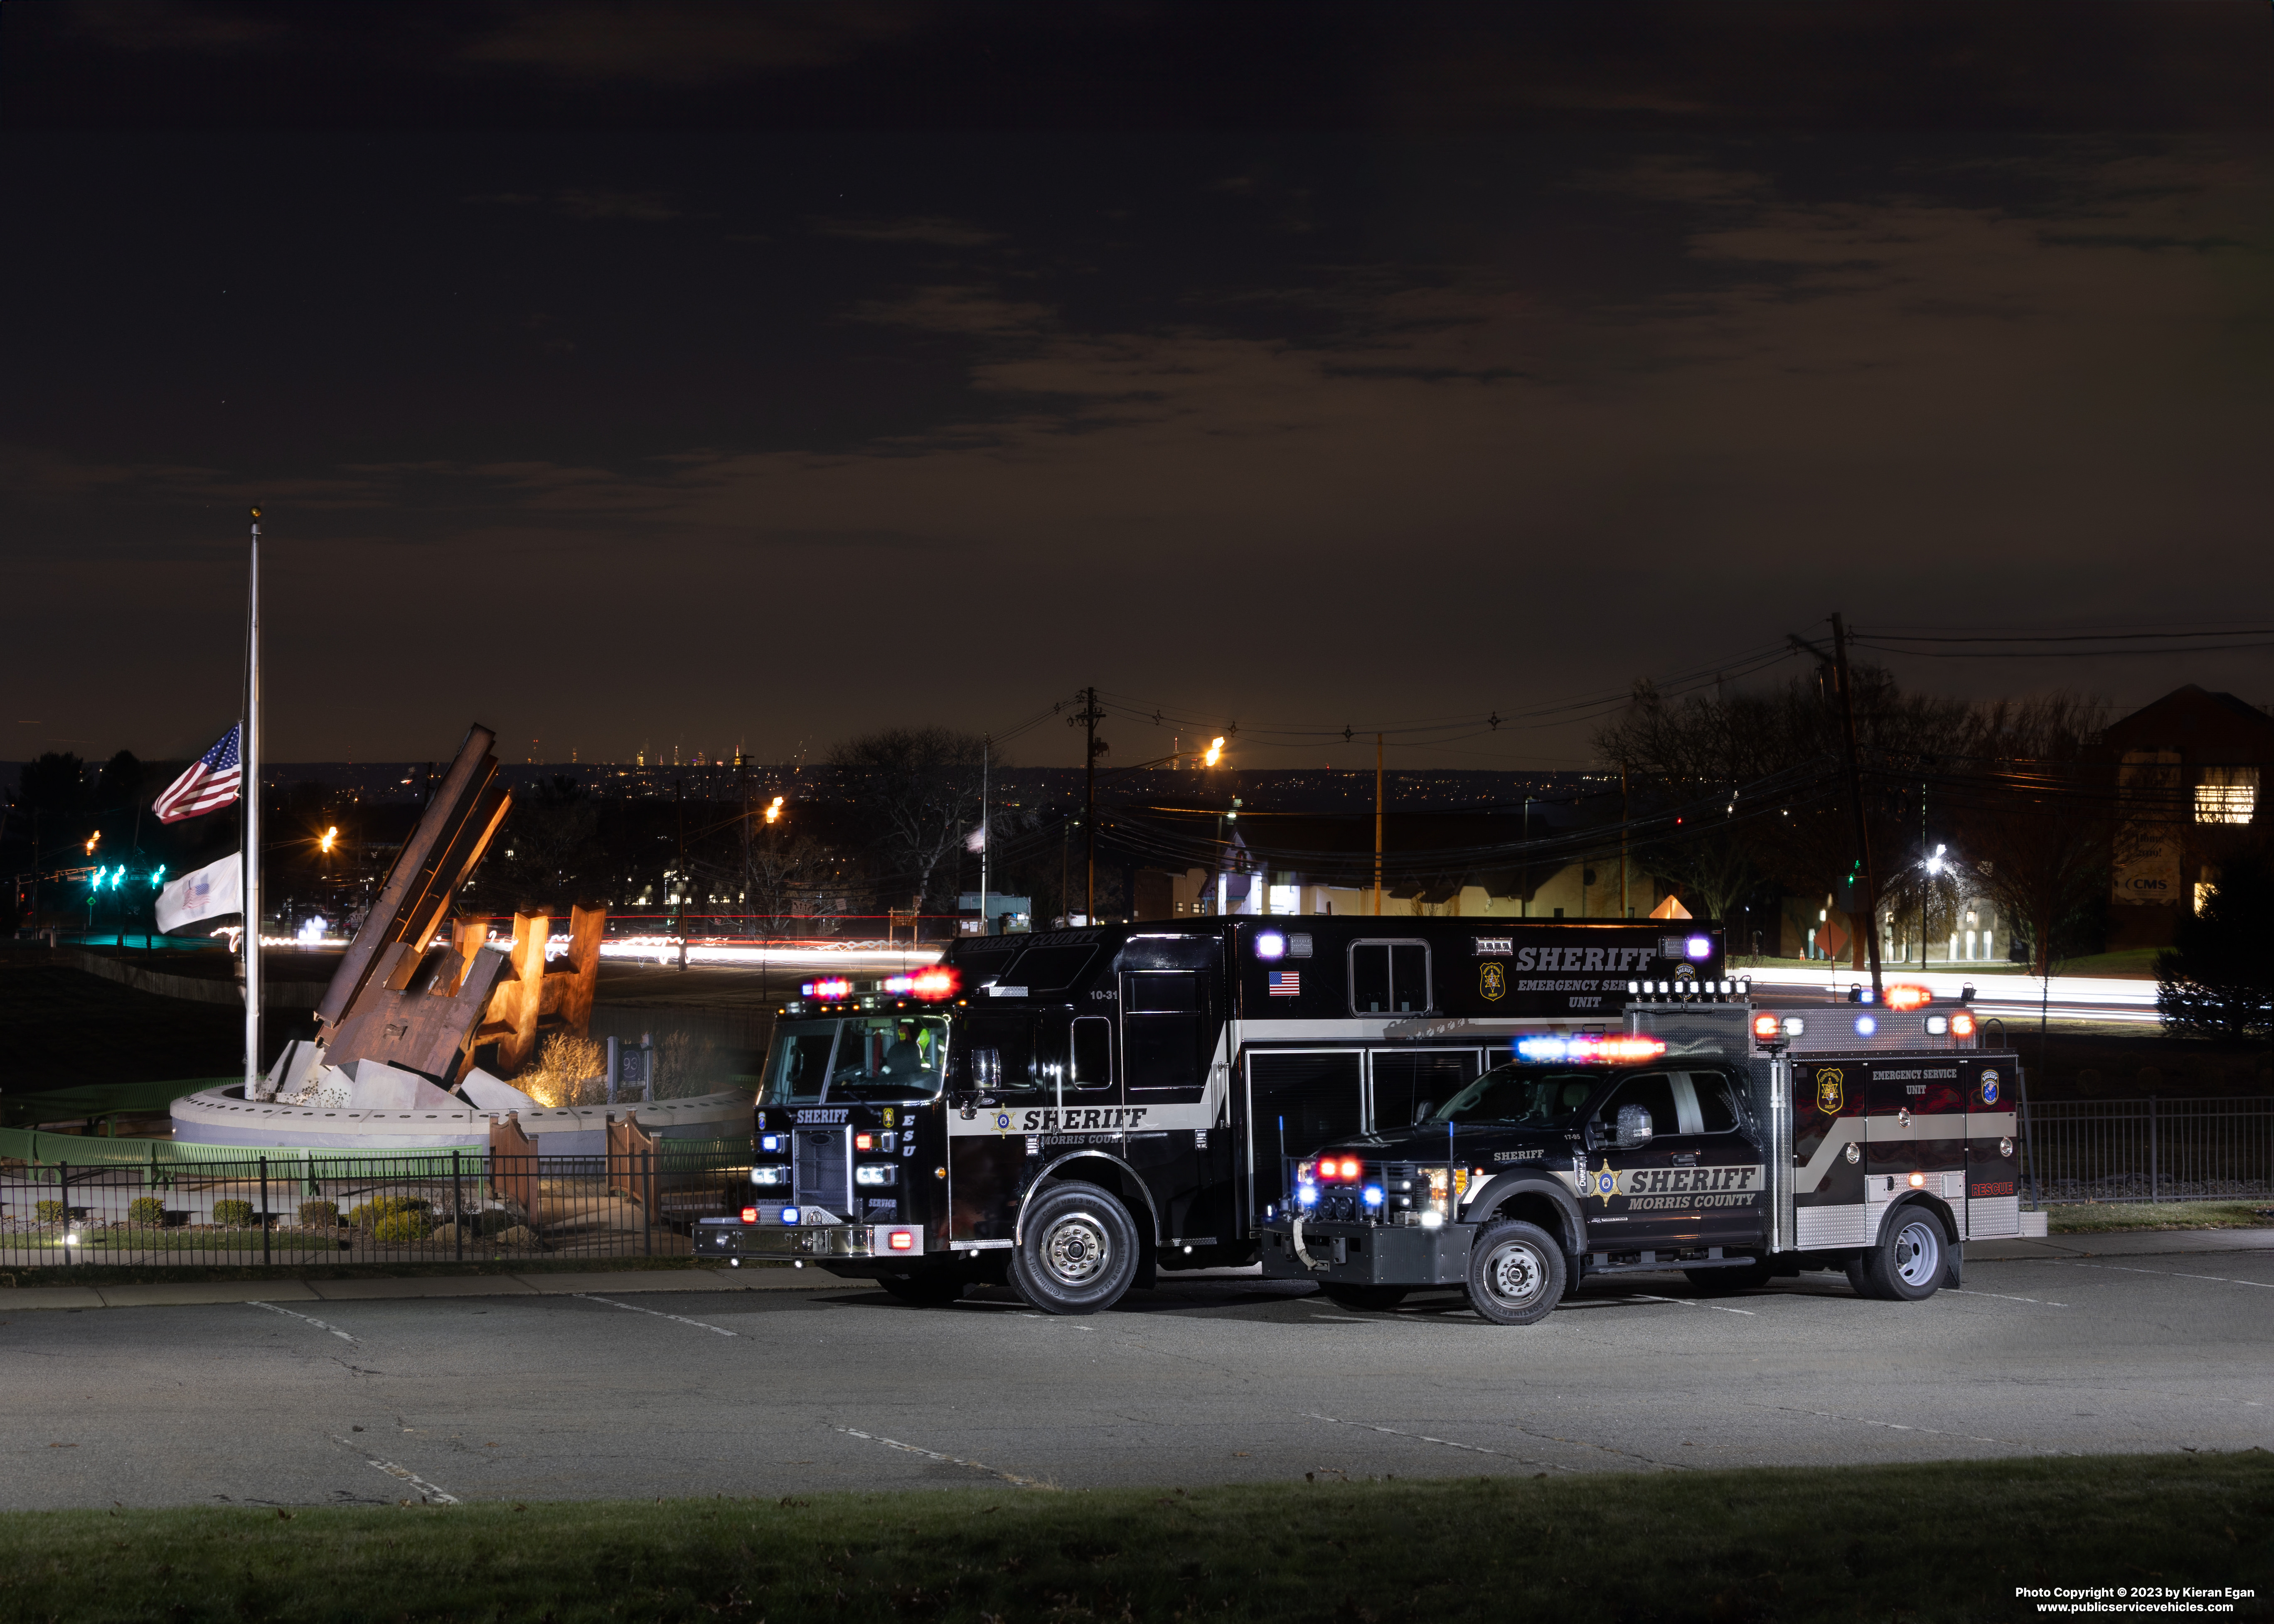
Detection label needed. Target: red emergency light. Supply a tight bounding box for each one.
[741,1207,758,1224]
[855,1133,874,1151]
[1885,984,1931,1011]
[1311,1157,1362,1182]
[911,966,959,1001]
[1949,1010,1976,1039]
[887,1231,916,1252]
[800,978,853,1001]
[1752,1013,1782,1041]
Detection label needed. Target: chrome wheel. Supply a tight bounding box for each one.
[1041,1211,1111,1287]
[1892,1219,1942,1290]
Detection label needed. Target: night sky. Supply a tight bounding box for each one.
[6,3,2270,772]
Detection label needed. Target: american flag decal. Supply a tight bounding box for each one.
[1267,970,1300,996]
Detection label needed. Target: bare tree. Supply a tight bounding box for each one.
[827,727,997,915]
[1944,693,2121,976]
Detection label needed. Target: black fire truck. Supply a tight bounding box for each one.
[697,917,2024,1319]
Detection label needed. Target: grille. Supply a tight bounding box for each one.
[796,1128,851,1216]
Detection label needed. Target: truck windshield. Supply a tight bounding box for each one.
[759,1015,950,1106]
[1428,1064,1605,1129]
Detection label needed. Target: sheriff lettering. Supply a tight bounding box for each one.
[1016,1106,1150,1132]
[1513,946,1670,972]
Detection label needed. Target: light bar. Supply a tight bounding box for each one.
[800,978,852,1001]
[1885,984,1931,1012]
[1515,1034,1668,1064]
[910,966,959,1000]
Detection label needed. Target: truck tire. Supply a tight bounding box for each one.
[1463,1220,1566,1326]
[1851,1208,1948,1302]
[877,1271,965,1305]
[1008,1181,1139,1315]
[1684,1261,1774,1295]
[1320,1284,1408,1312]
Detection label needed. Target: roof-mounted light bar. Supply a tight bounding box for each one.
[1516,1034,1668,1064]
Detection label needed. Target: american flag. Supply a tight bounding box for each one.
[1267,970,1300,996]
[152,724,242,823]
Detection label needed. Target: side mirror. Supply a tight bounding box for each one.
[1411,1101,1435,1125]
[1615,1103,1654,1150]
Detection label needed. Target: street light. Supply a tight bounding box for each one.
[320,827,337,854]
[84,830,100,856]
[764,796,784,824]
[1203,737,1224,768]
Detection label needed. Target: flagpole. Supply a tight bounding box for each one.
[244,506,262,1092]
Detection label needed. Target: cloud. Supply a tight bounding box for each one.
[457,1,925,85]
[814,216,1002,248]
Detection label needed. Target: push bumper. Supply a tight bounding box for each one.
[694,1219,924,1261]
[1258,1219,1474,1288]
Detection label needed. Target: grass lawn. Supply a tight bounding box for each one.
[2047,1200,2274,1233]
[1,1454,2267,1622]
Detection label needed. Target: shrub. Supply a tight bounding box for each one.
[127,1197,165,1226]
[347,1195,429,1230]
[35,1200,66,1224]
[212,1199,257,1228]
[475,1209,515,1236]
[372,1209,432,1243]
[298,1199,340,1228]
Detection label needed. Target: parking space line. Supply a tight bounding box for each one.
[1304,1411,1574,1472]
[833,1426,1047,1488]
[573,1294,738,1336]
[1765,1405,2068,1454]
[1626,1293,1757,1316]
[330,1437,458,1503]
[2057,1263,2274,1292]
[1948,1288,2069,1307]
[249,1302,357,1343]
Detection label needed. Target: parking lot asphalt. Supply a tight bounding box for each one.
[4,1240,2268,1510]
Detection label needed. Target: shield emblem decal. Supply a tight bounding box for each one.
[1815,1068,1846,1115]
[1480,961,1506,1002]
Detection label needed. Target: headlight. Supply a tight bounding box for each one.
[749,1165,789,1187]
[854,1164,896,1187]
[760,1134,782,1152]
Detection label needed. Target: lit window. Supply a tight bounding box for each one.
[2193,767,2258,825]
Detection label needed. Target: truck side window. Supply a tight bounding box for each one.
[1595,1073,1678,1138]
[958,1015,1041,1095]
[1071,1015,1113,1089]
[1124,971,1208,1092]
[1683,1073,1745,1134]
[1349,941,1433,1015]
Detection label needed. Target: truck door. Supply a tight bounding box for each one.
[946,1012,1045,1244]
[1578,1071,1686,1253]
[1244,1049,1363,1224]
[1965,1058,2022,1238]
[1674,1070,1769,1253]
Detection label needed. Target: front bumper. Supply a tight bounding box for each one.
[695,1219,924,1261]
[1258,1219,1475,1288]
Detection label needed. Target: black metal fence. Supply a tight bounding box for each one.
[2023,1097,2274,1205]
[0,1150,752,1269]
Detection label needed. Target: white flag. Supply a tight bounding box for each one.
[156,851,242,934]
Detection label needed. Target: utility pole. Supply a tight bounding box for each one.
[1070,687,1105,923]
[1790,616,1883,999]
[1620,767,1630,919]
[1373,733,1384,917]
[978,735,991,936]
